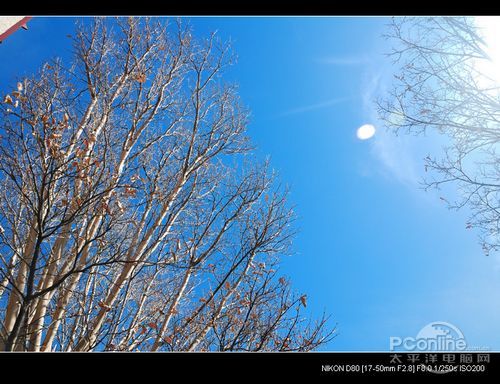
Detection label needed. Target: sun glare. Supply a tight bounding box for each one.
[474,17,500,87]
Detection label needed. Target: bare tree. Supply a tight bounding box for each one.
[378,17,500,255]
[0,17,335,351]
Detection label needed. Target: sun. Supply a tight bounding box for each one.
[474,17,500,87]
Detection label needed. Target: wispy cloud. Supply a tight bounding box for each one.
[361,68,447,190]
[279,96,350,117]
[361,71,422,187]
[371,129,421,187]
[315,56,368,66]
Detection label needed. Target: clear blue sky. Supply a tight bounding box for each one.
[1,16,499,351]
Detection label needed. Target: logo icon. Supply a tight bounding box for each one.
[390,321,467,351]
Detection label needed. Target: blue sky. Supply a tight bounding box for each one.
[1,16,500,351]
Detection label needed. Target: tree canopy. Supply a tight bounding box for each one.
[0,17,335,351]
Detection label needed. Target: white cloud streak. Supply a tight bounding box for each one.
[315,56,368,66]
[279,96,350,117]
